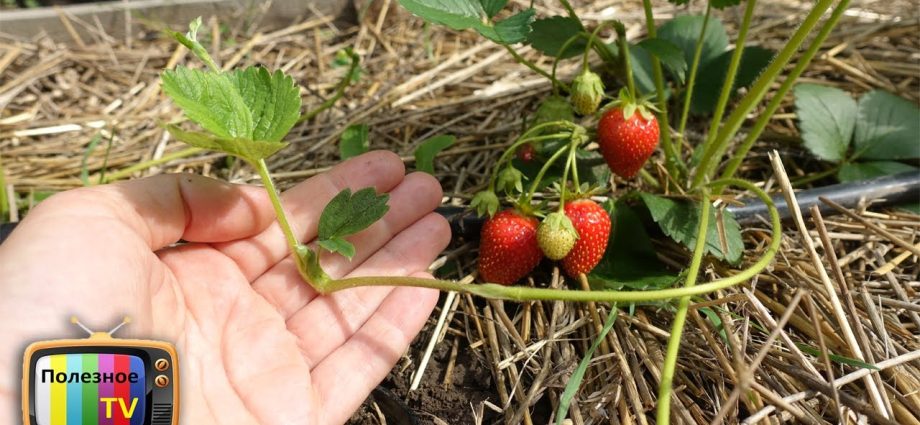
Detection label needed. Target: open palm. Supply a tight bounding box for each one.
[0,151,450,425]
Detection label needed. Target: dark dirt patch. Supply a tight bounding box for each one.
[348,327,501,424]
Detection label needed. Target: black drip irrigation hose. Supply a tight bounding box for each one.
[0,172,917,245]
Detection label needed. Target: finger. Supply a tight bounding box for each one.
[250,172,443,319]
[215,150,405,280]
[311,273,440,425]
[16,173,275,250]
[286,212,450,368]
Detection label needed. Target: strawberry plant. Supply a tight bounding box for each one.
[793,84,920,183]
[152,0,868,419]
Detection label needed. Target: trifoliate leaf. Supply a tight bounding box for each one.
[318,188,390,255]
[414,135,455,174]
[161,67,254,140]
[527,16,585,59]
[640,193,744,264]
[165,125,287,161]
[853,90,920,160]
[227,67,302,143]
[339,124,370,159]
[794,84,856,163]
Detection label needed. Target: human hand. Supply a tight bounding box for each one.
[0,151,450,424]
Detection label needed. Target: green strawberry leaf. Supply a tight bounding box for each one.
[527,16,585,59]
[640,193,744,265]
[853,90,920,160]
[227,66,302,143]
[318,237,356,260]
[397,0,534,45]
[165,125,287,161]
[691,46,773,115]
[490,9,536,44]
[589,201,679,290]
[318,187,390,258]
[658,14,728,75]
[794,84,857,163]
[414,134,456,174]
[161,67,254,140]
[339,124,370,159]
[837,161,917,182]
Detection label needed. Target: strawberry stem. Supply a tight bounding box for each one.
[717,0,851,189]
[657,187,711,425]
[254,159,301,257]
[557,142,579,211]
[639,0,682,179]
[676,3,712,149]
[522,143,570,207]
[692,0,841,189]
[612,22,636,101]
[487,126,575,191]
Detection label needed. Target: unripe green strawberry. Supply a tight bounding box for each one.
[570,70,605,116]
[478,209,543,285]
[537,212,579,260]
[561,200,611,278]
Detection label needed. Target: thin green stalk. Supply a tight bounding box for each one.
[298,51,361,123]
[613,23,636,99]
[691,0,837,188]
[657,189,711,425]
[320,178,780,303]
[551,33,585,95]
[504,45,570,92]
[254,159,300,254]
[638,168,660,189]
[558,143,578,209]
[102,147,204,183]
[790,165,840,187]
[488,127,574,191]
[640,0,682,177]
[523,144,570,205]
[694,0,757,188]
[717,0,851,188]
[558,0,580,21]
[677,4,712,142]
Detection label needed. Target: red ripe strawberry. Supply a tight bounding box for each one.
[478,209,543,285]
[561,200,611,278]
[597,106,660,178]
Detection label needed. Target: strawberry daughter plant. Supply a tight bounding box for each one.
[157,0,854,419]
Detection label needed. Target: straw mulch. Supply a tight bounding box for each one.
[1,1,918,424]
